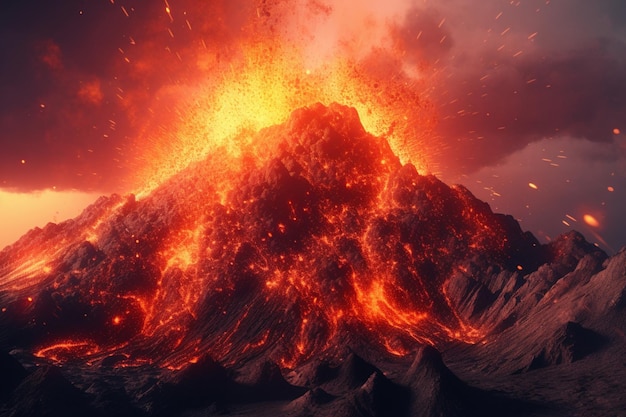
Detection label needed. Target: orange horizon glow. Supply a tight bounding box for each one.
[0,189,102,249]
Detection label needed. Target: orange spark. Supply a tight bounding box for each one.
[528,182,538,190]
[583,214,600,228]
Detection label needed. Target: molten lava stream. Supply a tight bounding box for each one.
[3,103,524,371]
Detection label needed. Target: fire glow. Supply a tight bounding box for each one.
[135,47,438,196]
[122,1,441,196]
[0,102,530,370]
[3,0,618,374]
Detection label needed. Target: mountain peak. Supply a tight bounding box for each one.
[0,103,604,370]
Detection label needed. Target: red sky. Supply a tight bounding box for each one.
[1,0,625,251]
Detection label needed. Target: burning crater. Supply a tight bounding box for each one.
[1,103,625,416]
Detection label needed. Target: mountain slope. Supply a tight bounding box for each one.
[0,103,624,416]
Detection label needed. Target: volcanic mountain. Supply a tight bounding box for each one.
[1,103,625,416]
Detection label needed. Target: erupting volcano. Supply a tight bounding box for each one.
[1,103,626,416]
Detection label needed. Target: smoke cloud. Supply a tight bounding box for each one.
[1,0,625,250]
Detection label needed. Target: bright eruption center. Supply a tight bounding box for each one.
[134,43,437,195]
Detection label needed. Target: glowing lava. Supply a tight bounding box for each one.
[0,104,540,369]
[133,41,438,196]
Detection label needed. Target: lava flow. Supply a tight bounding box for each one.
[0,103,544,370]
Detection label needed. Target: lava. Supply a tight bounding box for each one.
[0,103,542,370]
[128,1,442,195]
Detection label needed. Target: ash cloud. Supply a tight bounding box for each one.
[1,0,625,193]
[433,37,626,174]
[377,0,626,176]
[389,6,454,68]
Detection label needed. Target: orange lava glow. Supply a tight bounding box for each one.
[34,341,101,363]
[0,106,506,369]
[6,101,506,369]
[0,2,520,370]
[131,38,439,196]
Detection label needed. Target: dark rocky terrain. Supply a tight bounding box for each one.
[1,103,625,416]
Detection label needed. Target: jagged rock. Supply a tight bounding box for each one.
[350,371,409,417]
[0,351,27,402]
[310,352,383,394]
[402,346,473,417]
[150,354,232,413]
[234,360,306,401]
[86,380,142,417]
[285,388,335,416]
[521,322,606,372]
[2,365,94,417]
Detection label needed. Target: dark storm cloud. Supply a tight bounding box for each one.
[378,0,626,176]
[2,0,625,193]
[433,37,626,174]
[390,6,453,67]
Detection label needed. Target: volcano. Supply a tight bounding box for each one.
[1,103,625,416]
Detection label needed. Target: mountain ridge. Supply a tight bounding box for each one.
[1,103,624,416]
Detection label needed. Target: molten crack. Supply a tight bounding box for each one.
[0,103,536,369]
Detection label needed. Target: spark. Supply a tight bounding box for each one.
[614,128,621,135]
[583,214,600,228]
[164,0,173,22]
[528,182,538,190]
